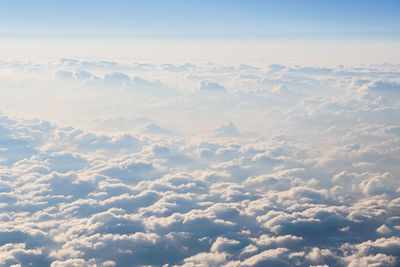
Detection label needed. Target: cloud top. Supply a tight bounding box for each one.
[0,60,399,266]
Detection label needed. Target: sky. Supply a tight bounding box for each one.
[1,1,400,266]
[0,0,399,64]
[1,0,399,39]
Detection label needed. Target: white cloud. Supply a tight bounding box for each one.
[198,80,226,92]
[213,122,241,138]
[0,61,399,266]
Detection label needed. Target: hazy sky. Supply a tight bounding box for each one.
[1,0,399,64]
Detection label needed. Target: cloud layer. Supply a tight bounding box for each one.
[0,60,400,266]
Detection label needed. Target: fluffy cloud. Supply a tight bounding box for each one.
[0,61,399,266]
[199,80,226,92]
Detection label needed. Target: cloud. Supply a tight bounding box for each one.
[54,70,93,81]
[54,70,74,80]
[138,122,173,135]
[103,72,131,85]
[214,122,241,137]
[0,61,399,266]
[268,64,286,73]
[369,81,400,93]
[160,63,195,72]
[199,80,226,92]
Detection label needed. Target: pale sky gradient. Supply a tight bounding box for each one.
[1,38,399,66]
[0,0,399,65]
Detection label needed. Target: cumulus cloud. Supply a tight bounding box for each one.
[214,122,241,137]
[0,61,399,266]
[199,80,226,92]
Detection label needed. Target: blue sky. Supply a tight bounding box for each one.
[1,0,399,39]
